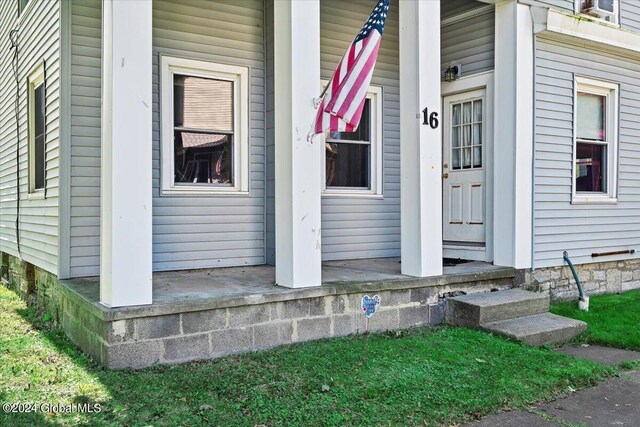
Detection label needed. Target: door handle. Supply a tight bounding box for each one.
[442,173,449,179]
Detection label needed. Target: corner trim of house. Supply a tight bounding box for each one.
[57,0,72,280]
[533,8,640,57]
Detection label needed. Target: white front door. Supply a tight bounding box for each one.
[443,89,487,259]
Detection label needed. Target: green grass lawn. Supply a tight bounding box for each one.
[0,285,614,427]
[551,289,640,352]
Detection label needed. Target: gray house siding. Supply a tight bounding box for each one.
[441,6,495,77]
[620,1,640,33]
[69,0,101,277]
[68,0,266,276]
[318,0,400,261]
[533,36,640,268]
[0,0,60,274]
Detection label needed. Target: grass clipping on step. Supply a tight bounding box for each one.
[0,285,613,427]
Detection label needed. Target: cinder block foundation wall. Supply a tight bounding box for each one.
[523,259,640,301]
[1,251,518,370]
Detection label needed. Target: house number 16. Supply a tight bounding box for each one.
[422,107,439,129]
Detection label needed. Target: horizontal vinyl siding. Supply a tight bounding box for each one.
[0,0,60,274]
[441,0,488,20]
[319,0,400,261]
[534,0,573,13]
[152,0,266,271]
[69,0,101,277]
[533,37,640,268]
[441,8,494,77]
[620,1,640,33]
[68,0,266,276]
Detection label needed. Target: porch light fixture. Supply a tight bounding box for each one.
[444,65,460,82]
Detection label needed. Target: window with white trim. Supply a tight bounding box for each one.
[28,63,46,196]
[575,0,619,25]
[160,56,249,195]
[322,84,382,197]
[573,76,618,204]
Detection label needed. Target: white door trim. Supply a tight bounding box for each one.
[442,72,494,263]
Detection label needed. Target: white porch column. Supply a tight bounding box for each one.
[273,0,322,288]
[399,0,443,277]
[100,0,153,307]
[494,1,534,269]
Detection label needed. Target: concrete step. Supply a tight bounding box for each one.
[481,313,587,347]
[446,289,549,327]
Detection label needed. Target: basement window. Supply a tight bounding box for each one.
[160,56,249,195]
[572,76,619,204]
[28,63,46,196]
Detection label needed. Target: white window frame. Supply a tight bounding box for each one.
[572,76,619,205]
[160,56,249,195]
[574,0,619,26]
[321,83,383,198]
[27,62,46,198]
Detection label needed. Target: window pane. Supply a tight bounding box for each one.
[473,124,482,146]
[452,126,460,148]
[34,84,45,137]
[577,92,605,141]
[452,149,461,170]
[462,125,471,147]
[576,142,606,192]
[462,102,472,124]
[599,0,614,12]
[473,146,482,168]
[326,142,370,188]
[174,74,233,132]
[34,83,45,190]
[174,131,233,184]
[463,147,471,169]
[34,135,45,190]
[473,100,482,122]
[452,104,461,126]
[328,99,370,141]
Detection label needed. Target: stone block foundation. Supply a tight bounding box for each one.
[522,258,640,301]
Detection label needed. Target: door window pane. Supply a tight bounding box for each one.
[462,125,471,147]
[576,142,606,192]
[452,127,460,148]
[577,92,605,141]
[450,98,483,170]
[452,104,461,125]
[325,143,370,188]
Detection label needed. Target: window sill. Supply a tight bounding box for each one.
[27,190,45,200]
[575,13,620,29]
[571,195,617,205]
[322,189,383,199]
[161,186,249,197]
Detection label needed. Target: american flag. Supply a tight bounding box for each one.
[312,0,390,136]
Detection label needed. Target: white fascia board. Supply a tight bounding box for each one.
[534,8,640,57]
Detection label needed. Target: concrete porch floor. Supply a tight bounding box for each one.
[62,258,511,320]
